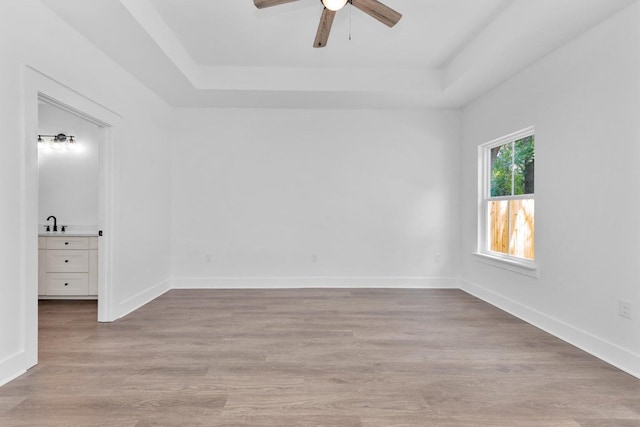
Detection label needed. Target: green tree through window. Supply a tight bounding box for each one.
[491,135,534,197]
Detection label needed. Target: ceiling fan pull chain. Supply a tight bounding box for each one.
[349,0,352,40]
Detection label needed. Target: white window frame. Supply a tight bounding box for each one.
[474,126,538,277]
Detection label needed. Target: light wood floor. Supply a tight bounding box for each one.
[1,289,639,426]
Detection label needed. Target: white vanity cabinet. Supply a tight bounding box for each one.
[38,235,98,298]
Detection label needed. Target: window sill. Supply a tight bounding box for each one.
[472,252,539,278]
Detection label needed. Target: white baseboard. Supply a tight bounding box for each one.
[114,279,171,320]
[461,279,640,380]
[171,276,460,290]
[0,351,28,387]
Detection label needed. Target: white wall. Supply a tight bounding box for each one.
[0,0,172,385]
[38,103,100,232]
[0,40,25,386]
[171,108,461,288]
[460,2,640,377]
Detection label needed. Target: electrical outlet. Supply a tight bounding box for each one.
[205,254,212,263]
[619,300,632,319]
[311,254,318,263]
[434,253,441,264]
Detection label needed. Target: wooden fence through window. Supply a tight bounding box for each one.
[489,199,534,260]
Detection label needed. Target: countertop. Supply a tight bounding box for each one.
[39,232,99,237]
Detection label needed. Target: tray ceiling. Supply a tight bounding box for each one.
[41,0,636,108]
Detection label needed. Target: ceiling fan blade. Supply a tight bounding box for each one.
[351,0,402,27]
[313,8,336,48]
[253,0,299,9]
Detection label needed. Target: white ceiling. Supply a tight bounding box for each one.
[149,0,508,68]
[41,0,636,108]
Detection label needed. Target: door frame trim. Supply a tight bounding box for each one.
[23,66,121,369]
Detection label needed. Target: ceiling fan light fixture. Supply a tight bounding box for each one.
[321,0,348,12]
[254,0,402,48]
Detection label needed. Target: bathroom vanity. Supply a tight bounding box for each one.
[38,234,98,299]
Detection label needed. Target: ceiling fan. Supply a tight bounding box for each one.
[253,0,402,48]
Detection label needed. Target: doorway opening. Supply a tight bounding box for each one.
[33,90,116,324]
[37,100,101,303]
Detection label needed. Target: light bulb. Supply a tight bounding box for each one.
[321,0,348,11]
[67,136,77,151]
[51,137,61,150]
[37,136,45,149]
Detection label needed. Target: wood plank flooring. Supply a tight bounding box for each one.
[1,289,639,426]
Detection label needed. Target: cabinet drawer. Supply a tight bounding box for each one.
[46,250,89,272]
[47,237,89,250]
[46,273,89,295]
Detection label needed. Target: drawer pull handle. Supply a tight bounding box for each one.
[64,283,69,286]
[64,260,69,263]
[64,242,69,245]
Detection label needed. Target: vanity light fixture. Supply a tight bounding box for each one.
[37,133,77,151]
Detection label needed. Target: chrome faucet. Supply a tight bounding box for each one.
[46,215,57,232]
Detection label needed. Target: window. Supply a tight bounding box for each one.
[478,127,535,264]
